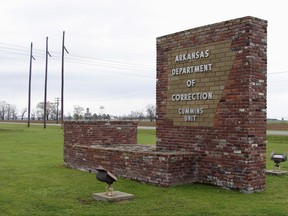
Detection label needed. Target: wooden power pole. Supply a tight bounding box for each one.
[28,42,35,127]
[61,31,69,127]
[44,37,51,129]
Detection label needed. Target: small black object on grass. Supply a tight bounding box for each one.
[270,151,287,171]
[95,166,117,196]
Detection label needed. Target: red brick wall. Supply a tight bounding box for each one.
[64,144,197,186]
[64,16,267,193]
[156,16,267,192]
[63,121,198,186]
[64,121,138,146]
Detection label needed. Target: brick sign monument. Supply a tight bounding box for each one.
[156,16,267,192]
[64,16,267,193]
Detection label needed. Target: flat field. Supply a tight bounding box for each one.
[0,123,288,216]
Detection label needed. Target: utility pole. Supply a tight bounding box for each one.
[28,42,35,127]
[54,97,60,124]
[44,37,51,129]
[61,31,69,127]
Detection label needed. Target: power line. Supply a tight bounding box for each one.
[0,42,154,69]
[0,48,155,79]
[78,90,155,103]
[2,41,288,80]
[67,53,154,69]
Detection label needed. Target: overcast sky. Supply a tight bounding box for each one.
[1,0,288,119]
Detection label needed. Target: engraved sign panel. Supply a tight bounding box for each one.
[166,40,236,127]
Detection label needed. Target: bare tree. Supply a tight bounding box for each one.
[10,105,17,120]
[0,101,7,120]
[31,109,36,120]
[6,104,11,120]
[129,110,144,121]
[21,108,27,120]
[73,105,84,120]
[0,102,17,120]
[66,112,73,120]
[36,101,56,120]
[146,104,156,122]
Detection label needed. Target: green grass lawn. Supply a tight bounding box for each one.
[1,123,288,215]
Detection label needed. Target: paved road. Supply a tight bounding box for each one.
[267,130,288,136]
[138,126,156,130]
[1,122,288,135]
[0,121,60,126]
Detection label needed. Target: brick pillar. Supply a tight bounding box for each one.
[156,16,267,192]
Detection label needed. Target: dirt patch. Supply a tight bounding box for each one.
[267,123,288,131]
[138,121,288,131]
[138,121,156,127]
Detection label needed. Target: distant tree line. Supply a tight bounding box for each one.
[66,104,156,122]
[0,100,156,122]
[0,101,18,120]
[0,100,61,121]
[67,105,112,121]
